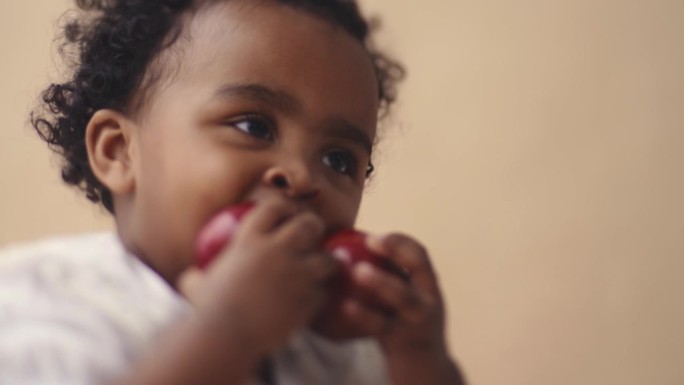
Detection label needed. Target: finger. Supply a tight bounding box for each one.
[301,251,340,283]
[240,197,298,234]
[341,298,395,336]
[274,211,325,251]
[177,267,206,304]
[296,255,340,318]
[353,262,429,324]
[367,233,439,294]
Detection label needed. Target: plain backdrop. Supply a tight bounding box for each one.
[1,1,683,384]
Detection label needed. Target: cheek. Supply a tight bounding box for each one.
[167,150,262,220]
[321,185,364,230]
[135,133,263,256]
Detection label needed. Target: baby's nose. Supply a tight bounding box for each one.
[263,165,320,200]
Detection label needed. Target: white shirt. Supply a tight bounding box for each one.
[0,233,388,385]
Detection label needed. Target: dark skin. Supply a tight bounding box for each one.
[85,1,463,384]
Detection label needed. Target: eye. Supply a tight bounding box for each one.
[366,162,375,177]
[229,116,274,140]
[323,150,358,176]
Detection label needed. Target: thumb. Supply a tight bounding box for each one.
[177,267,206,304]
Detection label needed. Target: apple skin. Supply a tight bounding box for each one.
[323,229,408,299]
[314,229,408,340]
[195,202,255,269]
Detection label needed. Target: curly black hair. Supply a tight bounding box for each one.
[32,0,404,213]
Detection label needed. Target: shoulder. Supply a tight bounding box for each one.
[0,233,161,308]
[0,232,127,307]
[0,232,174,294]
[0,232,123,272]
[0,232,186,326]
[0,233,188,384]
[0,232,188,344]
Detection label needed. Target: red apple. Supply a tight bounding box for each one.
[313,229,409,340]
[195,202,254,269]
[196,207,408,294]
[323,229,408,299]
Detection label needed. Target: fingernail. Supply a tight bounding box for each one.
[365,233,387,251]
[355,261,375,280]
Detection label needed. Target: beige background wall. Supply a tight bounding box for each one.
[2,1,683,384]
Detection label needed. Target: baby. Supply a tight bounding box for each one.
[1,0,464,384]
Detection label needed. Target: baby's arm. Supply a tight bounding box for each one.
[340,233,466,385]
[115,311,263,385]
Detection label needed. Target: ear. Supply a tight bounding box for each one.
[85,109,137,196]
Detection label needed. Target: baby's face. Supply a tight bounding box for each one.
[124,1,379,282]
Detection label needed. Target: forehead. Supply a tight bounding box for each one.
[150,0,379,132]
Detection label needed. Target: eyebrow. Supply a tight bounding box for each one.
[212,83,302,113]
[325,118,374,155]
[213,83,373,153]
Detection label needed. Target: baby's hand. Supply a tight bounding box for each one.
[178,197,338,356]
[318,233,465,385]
